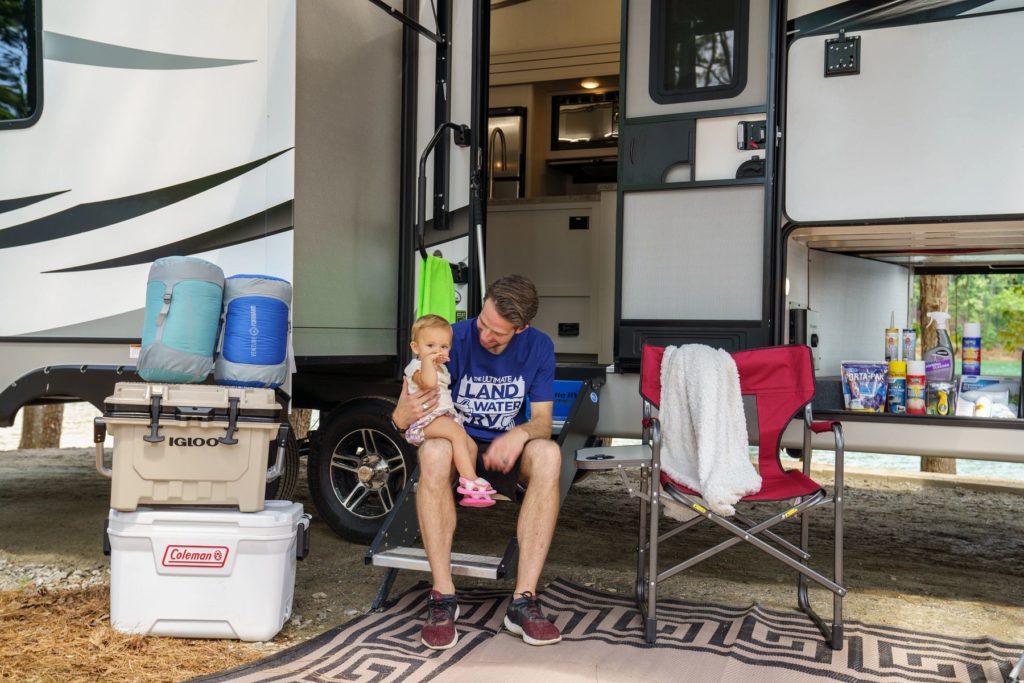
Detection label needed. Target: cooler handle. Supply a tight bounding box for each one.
[267,423,290,482]
[94,417,112,478]
[296,514,311,560]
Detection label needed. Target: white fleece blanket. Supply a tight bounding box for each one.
[659,345,761,516]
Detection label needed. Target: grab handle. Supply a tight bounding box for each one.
[94,417,112,478]
[266,423,290,482]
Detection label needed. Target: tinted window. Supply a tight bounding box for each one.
[650,0,748,104]
[0,0,40,125]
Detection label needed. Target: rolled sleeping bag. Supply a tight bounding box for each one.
[138,256,225,383]
[215,274,292,388]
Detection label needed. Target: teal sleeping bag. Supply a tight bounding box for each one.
[137,256,224,383]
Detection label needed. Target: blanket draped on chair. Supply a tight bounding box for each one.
[659,344,761,516]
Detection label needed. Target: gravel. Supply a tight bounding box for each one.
[0,556,110,592]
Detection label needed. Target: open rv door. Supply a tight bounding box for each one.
[300,0,487,543]
[615,0,780,367]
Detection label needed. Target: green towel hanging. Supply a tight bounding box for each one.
[417,254,456,323]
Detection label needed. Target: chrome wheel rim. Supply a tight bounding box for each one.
[328,427,407,520]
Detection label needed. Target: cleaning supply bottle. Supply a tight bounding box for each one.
[924,311,954,383]
[962,321,981,376]
[906,360,926,414]
[886,360,907,414]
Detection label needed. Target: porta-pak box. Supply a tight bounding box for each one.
[97,382,286,512]
[107,501,310,641]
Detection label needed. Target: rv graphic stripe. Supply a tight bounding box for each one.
[43,32,256,70]
[0,190,69,215]
[789,0,993,36]
[45,201,294,273]
[0,149,291,250]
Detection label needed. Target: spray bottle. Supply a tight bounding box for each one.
[962,321,981,376]
[924,311,954,383]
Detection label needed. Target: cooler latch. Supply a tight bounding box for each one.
[143,394,165,443]
[218,396,241,445]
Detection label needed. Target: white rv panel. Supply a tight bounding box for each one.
[785,10,1024,222]
[806,249,909,375]
[0,0,295,339]
[621,186,764,320]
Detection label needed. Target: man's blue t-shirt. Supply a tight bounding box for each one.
[447,317,555,442]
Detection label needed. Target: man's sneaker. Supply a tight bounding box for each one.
[503,591,562,646]
[421,590,459,650]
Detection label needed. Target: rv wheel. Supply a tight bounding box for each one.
[265,428,300,502]
[308,399,415,543]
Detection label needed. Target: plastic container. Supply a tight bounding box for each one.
[887,360,907,414]
[884,312,899,362]
[906,360,926,414]
[901,328,916,361]
[927,381,955,416]
[98,382,285,512]
[924,311,954,383]
[962,321,981,376]
[107,501,310,641]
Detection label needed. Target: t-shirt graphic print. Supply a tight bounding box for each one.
[455,373,526,432]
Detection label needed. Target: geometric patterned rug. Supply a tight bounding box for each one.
[190,578,1022,683]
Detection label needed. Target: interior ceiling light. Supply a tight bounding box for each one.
[580,79,600,89]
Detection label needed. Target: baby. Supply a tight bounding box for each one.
[403,314,495,507]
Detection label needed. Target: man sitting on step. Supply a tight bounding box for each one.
[391,274,563,650]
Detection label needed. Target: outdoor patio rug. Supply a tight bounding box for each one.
[192,578,1021,683]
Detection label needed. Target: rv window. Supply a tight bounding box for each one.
[650,0,748,104]
[0,0,41,128]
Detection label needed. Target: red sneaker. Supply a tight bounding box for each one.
[503,592,562,646]
[421,590,459,650]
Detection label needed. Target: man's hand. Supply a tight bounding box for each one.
[392,377,441,431]
[481,427,529,474]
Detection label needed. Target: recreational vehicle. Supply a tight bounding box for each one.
[2,0,1023,543]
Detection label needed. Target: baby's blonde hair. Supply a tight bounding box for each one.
[411,314,452,342]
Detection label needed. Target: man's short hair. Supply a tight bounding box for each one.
[484,274,538,328]
[411,314,452,341]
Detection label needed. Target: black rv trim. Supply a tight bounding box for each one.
[648,0,750,105]
[431,0,453,231]
[0,0,43,130]
[396,0,420,377]
[0,336,138,344]
[788,0,1005,38]
[468,0,489,315]
[0,365,143,427]
[765,0,786,345]
[612,0,629,364]
[621,176,764,193]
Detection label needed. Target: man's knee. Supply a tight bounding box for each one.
[521,439,561,484]
[418,438,454,484]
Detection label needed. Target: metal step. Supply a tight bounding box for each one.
[371,546,505,579]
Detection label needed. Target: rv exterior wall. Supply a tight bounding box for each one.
[294,1,401,357]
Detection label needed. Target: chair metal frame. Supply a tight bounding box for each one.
[633,344,846,649]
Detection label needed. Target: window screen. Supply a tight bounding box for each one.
[650,0,748,104]
[0,0,40,127]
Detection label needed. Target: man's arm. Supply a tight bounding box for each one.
[481,401,553,474]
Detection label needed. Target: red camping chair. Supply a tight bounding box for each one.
[634,344,845,648]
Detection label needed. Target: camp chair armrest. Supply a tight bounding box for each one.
[810,420,839,434]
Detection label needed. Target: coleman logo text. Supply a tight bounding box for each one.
[162,545,229,568]
[169,437,220,447]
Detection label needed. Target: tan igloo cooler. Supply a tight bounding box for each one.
[95,382,288,512]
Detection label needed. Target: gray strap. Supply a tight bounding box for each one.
[154,285,172,344]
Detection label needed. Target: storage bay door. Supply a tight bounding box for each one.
[616,0,775,366]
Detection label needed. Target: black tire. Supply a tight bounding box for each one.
[265,427,300,501]
[307,398,416,543]
[784,448,804,460]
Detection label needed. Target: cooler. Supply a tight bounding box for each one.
[96,382,287,512]
[106,500,310,641]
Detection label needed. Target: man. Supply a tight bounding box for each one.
[391,274,563,650]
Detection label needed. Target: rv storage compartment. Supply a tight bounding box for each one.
[101,382,282,512]
[107,501,309,641]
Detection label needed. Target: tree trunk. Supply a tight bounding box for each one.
[288,408,312,440]
[918,274,957,475]
[18,404,65,449]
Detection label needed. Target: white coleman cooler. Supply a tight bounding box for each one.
[95,382,288,512]
[106,501,311,641]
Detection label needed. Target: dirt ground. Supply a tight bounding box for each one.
[0,447,1022,680]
